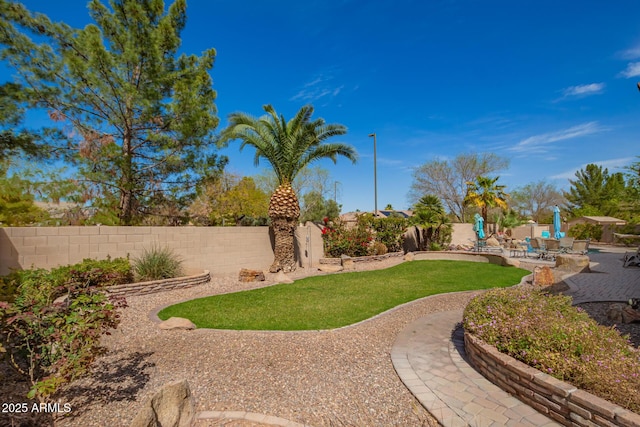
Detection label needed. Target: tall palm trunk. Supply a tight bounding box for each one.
[268,183,300,272]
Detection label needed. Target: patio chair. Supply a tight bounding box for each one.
[529,237,546,259]
[559,237,575,253]
[543,239,561,261]
[623,246,640,268]
[569,239,590,255]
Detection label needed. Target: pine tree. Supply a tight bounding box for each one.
[0,0,226,224]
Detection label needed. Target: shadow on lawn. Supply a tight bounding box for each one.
[57,351,155,419]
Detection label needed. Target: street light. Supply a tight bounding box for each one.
[368,133,378,216]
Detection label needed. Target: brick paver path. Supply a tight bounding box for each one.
[392,245,640,426]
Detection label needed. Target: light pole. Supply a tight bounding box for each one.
[368,133,378,216]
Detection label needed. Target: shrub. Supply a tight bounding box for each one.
[463,287,640,412]
[568,223,602,241]
[133,245,184,281]
[0,258,128,399]
[321,218,374,258]
[358,214,408,252]
[372,242,388,255]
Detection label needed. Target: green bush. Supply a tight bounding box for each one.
[358,214,409,252]
[568,223,602,241]
[463,287,640,412]
[0,258,129,399]
[133,245,184,281]
[321,218,374,258]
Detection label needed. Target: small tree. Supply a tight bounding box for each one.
[411,195,452,251]
[464,176,508,228]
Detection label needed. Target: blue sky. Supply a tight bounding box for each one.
[2,0,640,213]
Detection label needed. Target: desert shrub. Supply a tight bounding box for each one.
[372,241,388,255]
[429,242,442,251]
[358,214,408,252]
[322,218,374,258]
[133,245,184,281]
[0,258,128,399]
[463,287,640,412]
[568,223,602,241]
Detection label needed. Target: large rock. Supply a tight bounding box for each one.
[486,236,500,247]
[318,264,343,273]
[533,266,555,287]
[273,270,294,284]
[130,380,195,427]
[555,254,590,273]
[404,252,415,261]
[341,254,355,270]
[238,268,266,282]
[159,317,196,330]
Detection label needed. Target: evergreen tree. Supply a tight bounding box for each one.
[0,0,226,225]
[565,164,626,217]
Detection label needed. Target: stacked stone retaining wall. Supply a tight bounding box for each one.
[105,271,210,297]
[464,332,640,426]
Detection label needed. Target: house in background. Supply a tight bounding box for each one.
[567,216,627,243]
[339,210,414,228]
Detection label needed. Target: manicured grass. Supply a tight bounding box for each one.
[158,260,528,330]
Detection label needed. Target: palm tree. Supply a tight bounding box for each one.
[220,104,357,272]
[464,176,509,229]
[411,195,451,250]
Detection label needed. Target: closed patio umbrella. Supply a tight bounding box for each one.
[553,205,562,239]
[473,213,485,239]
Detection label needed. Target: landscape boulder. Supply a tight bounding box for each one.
[533,266,555,287]
[404,252,415,261]
[129,379,195,427]
[341,254,355,270]
[273,270,294,284]
[318,264,343,273]
[159,317,196,330]
[239,268,266,282]
[555,254,590,273]
[486,236,500,247]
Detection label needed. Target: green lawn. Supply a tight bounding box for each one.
[158,260,528,330]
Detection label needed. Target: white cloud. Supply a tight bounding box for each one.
[618,44,640,60]
[290,72,344,103]
[509,122,606,154]
[618,62,640,78]
[561,83,605,97]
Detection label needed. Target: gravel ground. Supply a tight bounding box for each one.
[577,302,640,347]
[53,257,477,427]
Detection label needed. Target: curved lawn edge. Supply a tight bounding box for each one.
[149,262,530,332]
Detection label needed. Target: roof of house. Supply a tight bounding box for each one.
[569,216,627,224]
[340,210,414,221]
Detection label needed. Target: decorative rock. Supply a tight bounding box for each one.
[159,317,196,330]
[129,379,195,427]
[273,271,294,284]
[53,294,70,308]
[341,254,355,270]
[622,306,640,323]
[486,236,500,247]
[238,268,266,282]
[607,304,625,323]
[533,266,555,287]
[318,264,343,273]
[404,252,415,261]
[555,254,590,273]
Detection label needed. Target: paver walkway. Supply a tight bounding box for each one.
[392,245,640,427]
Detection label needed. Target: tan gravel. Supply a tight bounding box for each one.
[54,257,477,427]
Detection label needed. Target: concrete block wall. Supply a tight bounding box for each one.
[0,224,324,277]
